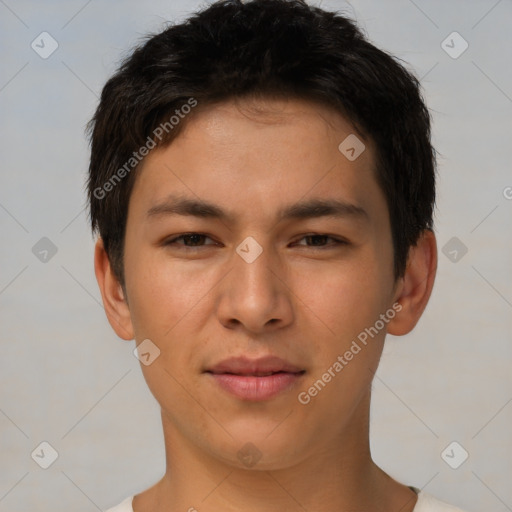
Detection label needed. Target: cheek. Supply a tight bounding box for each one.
[293,254,394,393]
[296,259,389,338]
[294,262,388,419]
[125,252,211,415]
[125,248,209,339]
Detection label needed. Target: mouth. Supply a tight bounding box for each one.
[215,371,298,376]
[205,356,306,401]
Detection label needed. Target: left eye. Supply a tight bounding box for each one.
[293,234,345,248]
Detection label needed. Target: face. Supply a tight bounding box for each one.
[116,97,404,469]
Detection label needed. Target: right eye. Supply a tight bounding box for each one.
[163,233,219,249]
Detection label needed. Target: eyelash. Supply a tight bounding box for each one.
[163,233,348,250]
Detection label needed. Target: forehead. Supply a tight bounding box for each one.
[128,97,385,229]
[177,96,364,155]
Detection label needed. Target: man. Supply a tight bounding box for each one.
[88,1,468,510]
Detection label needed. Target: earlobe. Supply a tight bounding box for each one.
[387,229,437,336]
[94,237,134,341]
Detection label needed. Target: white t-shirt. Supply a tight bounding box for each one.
[104,487,468,511]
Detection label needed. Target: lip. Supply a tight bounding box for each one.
[207,355,303,375]
[205,356,305,401]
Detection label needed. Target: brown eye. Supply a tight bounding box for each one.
[164,233,217,248]
[294,234,347,248]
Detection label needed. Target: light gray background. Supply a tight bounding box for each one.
[0,0,511,511]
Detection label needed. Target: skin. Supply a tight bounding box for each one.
[95,97,437,512]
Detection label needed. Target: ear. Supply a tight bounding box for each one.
[94,237,134,341]
[387,229,437,336]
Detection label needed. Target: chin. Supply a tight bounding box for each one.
[209,428,311,472]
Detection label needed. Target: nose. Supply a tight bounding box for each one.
[215,238,294,334]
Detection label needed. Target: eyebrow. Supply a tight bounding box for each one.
[146,194,368,223]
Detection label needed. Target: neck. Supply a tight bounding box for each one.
[133,390,417,512]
